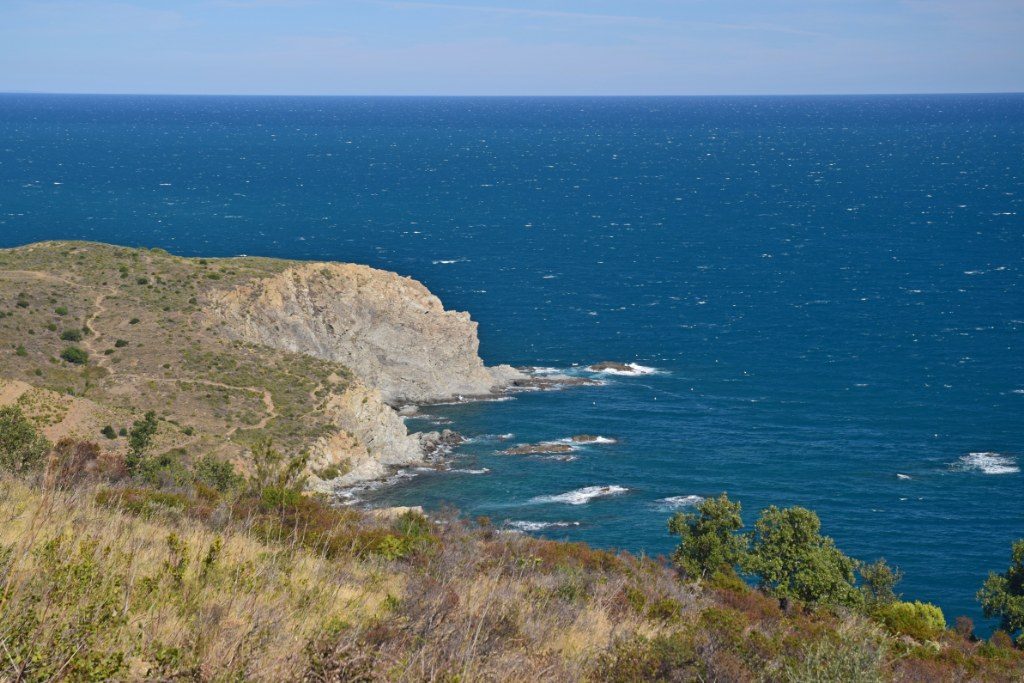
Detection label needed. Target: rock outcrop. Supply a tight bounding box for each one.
[207,263,524,405]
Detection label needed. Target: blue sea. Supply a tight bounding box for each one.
[1,93,1021,628]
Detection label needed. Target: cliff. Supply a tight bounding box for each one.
[206,262,524,405]
[0,241,517,488]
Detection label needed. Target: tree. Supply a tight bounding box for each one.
[667,493,747,580]
[860,558,903,609]
[126,410,158,473]
[744,505,862,608]
[0,405,51,473]
[978,539,1024,644]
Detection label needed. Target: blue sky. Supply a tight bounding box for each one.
[1,0,1022,95]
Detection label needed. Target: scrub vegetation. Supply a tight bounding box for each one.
[1,416,1022,681]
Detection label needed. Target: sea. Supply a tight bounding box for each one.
[1,93,1021,629]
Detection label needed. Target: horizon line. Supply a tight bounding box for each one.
[3,90,1023,99]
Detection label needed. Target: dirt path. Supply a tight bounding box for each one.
[125,374,278,436]
[81,290,114,365]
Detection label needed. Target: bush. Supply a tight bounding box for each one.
[54,305,68,315]
[101,425,117,440]
[60,329,83,342]
[60,346,88,364]
[0,405,51,473]
[137,450,194,489]
[126,410,158,471]
[875,600,946,641]
[45,439,101,488]
[595,632,699,681]
[195,455,242,493]
[114,339,129,348]
[15,344,27,357]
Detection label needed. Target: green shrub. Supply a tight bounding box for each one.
[783,628,888,683]
[114,339,129,348]
[15,344,27,357]
[595,632,699,682]
[60,346,88,364]
[195,455,242,493]
[876,600,946,641]
[101,425,117,440]
[54,306,68,315]
[0,405,51,473]
[137,450,194,489]
[126,411,159,472]
[60,329,83,342]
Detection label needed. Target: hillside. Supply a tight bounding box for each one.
[0,241,522,489]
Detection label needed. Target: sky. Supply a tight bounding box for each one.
[0,0,1022,96]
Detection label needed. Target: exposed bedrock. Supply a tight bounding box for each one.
[208,262,525,405]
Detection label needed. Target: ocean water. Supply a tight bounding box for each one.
[1,94,1022,627]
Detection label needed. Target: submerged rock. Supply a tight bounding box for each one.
[511,375,601,391]
[588,361,636,373]
[503,442,575,456]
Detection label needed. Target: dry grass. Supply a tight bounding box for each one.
[4,472,1022,681]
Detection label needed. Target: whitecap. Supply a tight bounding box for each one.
[506,520,581,532]
[659,494,704,508]
[953,452,1019,475]
[587,363,662,376]
[896,473,912,480]
[529,485,628,505]
[451,467,490,475]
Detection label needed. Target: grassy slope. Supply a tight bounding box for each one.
[0,241,355,466]
[3,475,1023,682]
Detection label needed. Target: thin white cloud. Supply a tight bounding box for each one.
[381,1,827,36]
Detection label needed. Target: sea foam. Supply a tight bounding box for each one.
[954,452,1019,475]
[506,520,581,532]
[530,485,628,505]
[659,495,704,508]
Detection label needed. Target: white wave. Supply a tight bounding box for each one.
[954,452,1019,475]
[896,473,912,480]
[432,258,469,265]
[451,467,490,475]
[506,520,581,532]
[552,436,617,445]
[530,485,628,505]
[1012,389,1024,395]
[659,494,704,508]
[587,362,662,376]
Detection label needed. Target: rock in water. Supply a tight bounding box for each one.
[588,361,636,373]
[503,442,575,455]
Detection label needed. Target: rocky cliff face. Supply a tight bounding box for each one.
[207,262,523,405]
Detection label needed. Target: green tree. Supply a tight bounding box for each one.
[978,539,1024,644]
[860,558,903,609]
[0,405,51,473]
[667,493,747,581]
[744,505,862,608]
[126,410,158,473]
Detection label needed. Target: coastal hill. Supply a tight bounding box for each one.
[0,241,522,488]
[1,242,1023,680]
